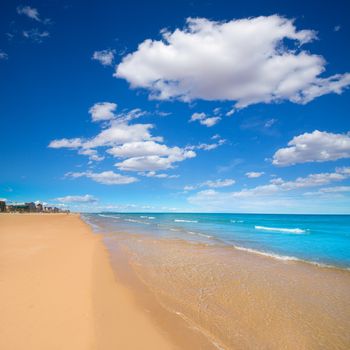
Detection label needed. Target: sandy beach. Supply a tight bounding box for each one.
[1,213,350,350]
[0,214,175,350]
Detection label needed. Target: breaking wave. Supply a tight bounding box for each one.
[174,219,198,223]
[255,225,306,234]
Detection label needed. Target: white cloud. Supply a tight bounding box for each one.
[304,186,350,197]
[273,130,350,166]
[189,138,226,151]
[115,149,196,172]
[92,49,115,66]
[190,167,350,200]
[77,149,104,161]
[17,5,41,21]
[264,119,277,128]
[110,141,196,172]
[0,51,8,60]
[226,108,235,116]
[140,171,179,178]
[185,178,235,191]
[23,29,50,43]
[107,141,172,158]
[203,179,235,188]
[56,194,97,203]
[190,112,220,127]
[107,141,177,158]
[115,16,350,107]
[188,168,350,211]
[246,171,264,178]
[84,122,161,149]
[89,102,117,122]
[50,111,198,171]
[48,138,83,149]
[66,171,138,185]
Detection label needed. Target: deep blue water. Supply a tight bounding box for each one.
[82,213,350,269]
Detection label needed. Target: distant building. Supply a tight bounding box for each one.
[0,201,6,212]
[25,202,37,212]
[2,200,66,214]
[7,203,28,213]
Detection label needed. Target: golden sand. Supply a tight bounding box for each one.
[0,214,175,350]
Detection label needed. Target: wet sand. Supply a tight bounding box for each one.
[0,214,175,350]
[104,232,350,350]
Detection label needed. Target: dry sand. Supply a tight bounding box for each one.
[0,214,175,350]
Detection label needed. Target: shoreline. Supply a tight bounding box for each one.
[0,213,176,349]
[99,229,350,349]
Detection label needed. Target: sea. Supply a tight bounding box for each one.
[82,212,350,270]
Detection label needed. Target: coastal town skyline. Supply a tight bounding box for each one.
[1,0,350,214]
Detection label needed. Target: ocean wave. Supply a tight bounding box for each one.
[125,218,150,224]
[140,216,156,219]
[187,231,213,239]
[174,219,198,223]
[230,220,244,223]
[233,245,298,261]
[232,245,349,271]
[98,214,120,219]
[255,225,306,234]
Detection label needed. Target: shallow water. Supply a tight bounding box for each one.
[83,213,350,269]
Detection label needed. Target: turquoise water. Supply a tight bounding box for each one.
[83,213,350,269]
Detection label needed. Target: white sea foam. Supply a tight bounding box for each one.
[125,218,150,224]
[255,225,306,234]
[232,245,348,270]
[230,220,244,223]
[233,245,298,261]
[187,231,213,239]
[140,215,156,219]
[174,219,198,223]
[98,214,120,219]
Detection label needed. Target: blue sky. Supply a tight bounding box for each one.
[1,0,350,213]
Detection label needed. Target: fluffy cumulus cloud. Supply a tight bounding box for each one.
[66,171,138,185]
[50,103,201,179]
[190,112,221,127]
[115,150,195,172]
[89,102,117,122]
[188,167,350,210]
[49,121,160,151]
[246,171,264,178]
[273,130,350,166]
[92,49,115,66]
[56,194,97,203]
[115,16,350,107]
